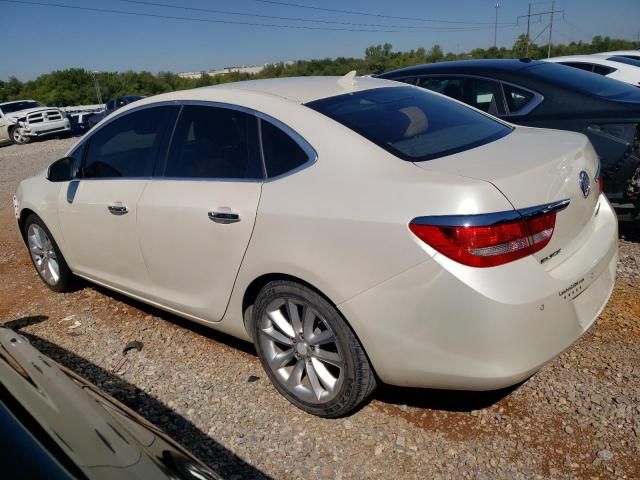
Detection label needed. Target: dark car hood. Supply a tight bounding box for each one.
[0,328,220,480]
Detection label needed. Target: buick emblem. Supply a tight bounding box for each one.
[579,171,591,198]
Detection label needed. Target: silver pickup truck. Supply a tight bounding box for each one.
[0,99,70,145]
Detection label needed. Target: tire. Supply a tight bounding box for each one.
[9,126,31,144]
[23,214,74,292]
[252,280,377,417]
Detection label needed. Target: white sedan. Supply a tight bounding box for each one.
[544,55,640,86]
[14,75,618,417]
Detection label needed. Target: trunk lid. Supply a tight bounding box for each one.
[414,126,600,266]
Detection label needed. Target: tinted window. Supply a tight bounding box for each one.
[306,86,512,162]
[417,77,464,101]
[84,107,171,178]
[0,100,43,114]
[466,78,502,114]
[606,56,640,67]
[164,105,262,179]
[503,84,535,113]
[530,63,640,101]
[561,62,594,72]
[417,77,503,114]
[260,120,309,178]
[593,65,615,75]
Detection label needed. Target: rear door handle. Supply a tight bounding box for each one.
[107,204,128,215]
[208,210,240,224]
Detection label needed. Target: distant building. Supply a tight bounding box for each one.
[178,64,268,79]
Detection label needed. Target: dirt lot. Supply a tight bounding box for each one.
[1,138,639,479]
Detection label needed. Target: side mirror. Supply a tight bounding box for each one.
[47,157,75,182]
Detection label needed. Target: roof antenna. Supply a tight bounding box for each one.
[338,70,358,89]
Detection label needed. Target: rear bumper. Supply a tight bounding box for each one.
[339,194,618,389]
[24,118,70,137]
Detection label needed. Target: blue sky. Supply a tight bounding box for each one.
[1,0,639,80]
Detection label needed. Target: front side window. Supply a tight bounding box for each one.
[306,86,512,162]
[164,105,262,179]
[260,120,310,178]
[83,106,172,178]
[417,77,465,102]
[502,84,535,114]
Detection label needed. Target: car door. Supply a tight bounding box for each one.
[57,105,176,295]
[136,104,263,321]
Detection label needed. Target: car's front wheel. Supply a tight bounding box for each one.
[24,214,74,292]
[9,126,31,144]
[253,280,377,417]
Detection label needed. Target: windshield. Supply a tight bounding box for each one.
[0,100,44,114]
[306,86,512,162]
[531,63,640,100]
[606,55,640,68]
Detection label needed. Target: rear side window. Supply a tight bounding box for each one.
[306,86,512,162]
[502,84,535,113]
[561,62,594,72]
[83,106,172,178]
[260,120,309,178]
[164,105,262,179]
[593,65,616,76]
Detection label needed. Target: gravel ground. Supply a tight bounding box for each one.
[1,139,639,479]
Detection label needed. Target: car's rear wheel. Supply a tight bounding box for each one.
[10,126,30,144]
[253,280,377,417]
[24,214,74,292]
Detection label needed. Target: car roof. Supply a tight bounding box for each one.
[201,75,398,103]
[378,59,551,78]
[596,50,640,57]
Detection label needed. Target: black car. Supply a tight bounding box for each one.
[378,59,640,221]
[87,96,145,128]
[0,327,220,480]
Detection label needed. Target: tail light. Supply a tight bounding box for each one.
[409,201,569,268]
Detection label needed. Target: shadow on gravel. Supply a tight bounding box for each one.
[619,222,640,243]
[86,282,258,357]
[374,382,521,413]
[4,315,271,480]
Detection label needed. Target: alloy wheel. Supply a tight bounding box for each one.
[258,298,344,404]
[27,224,60,286]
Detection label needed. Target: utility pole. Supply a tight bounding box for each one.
[517,4,564,58]
[547,0,555,58]
[90,71,103,106]
[494,2,500,48]
[525,3,531,57]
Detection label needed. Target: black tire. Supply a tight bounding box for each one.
[9,126,30,145]
[23,214,74,292]
[252,280,377,417]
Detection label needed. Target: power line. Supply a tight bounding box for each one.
[116,0,503,31]
[0,0,519,32]
[244,0,516,26]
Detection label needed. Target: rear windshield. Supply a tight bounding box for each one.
[306,86,512,162]
[530,63,640,101]
[607,55,640,68]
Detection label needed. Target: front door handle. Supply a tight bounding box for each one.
[208,210,240,224]
[107,204,128,215]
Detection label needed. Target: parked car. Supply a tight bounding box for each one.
[543,55,640,86]
[14,76,618,417]
[594,50,640,61]
[0,327,220,479]
[377,59,640,221]
[87,95,145,128]
[0,100,70,145]
[591,54,640,70]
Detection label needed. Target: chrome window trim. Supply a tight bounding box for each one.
[411,199,570,227]
[72,99,317,183]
